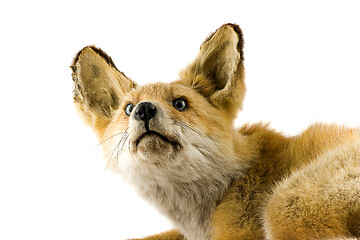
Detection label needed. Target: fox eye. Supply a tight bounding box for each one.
[125,103,135,116]
[172,98,187,111]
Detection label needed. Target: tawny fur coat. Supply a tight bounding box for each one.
[71,24,360,240]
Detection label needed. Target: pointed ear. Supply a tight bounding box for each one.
[179,24,245,119]
[71,46,136,136]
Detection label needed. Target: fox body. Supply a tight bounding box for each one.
[71,24,360,240]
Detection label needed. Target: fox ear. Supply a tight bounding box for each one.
[71,46,136,136]
[179,24,245,119]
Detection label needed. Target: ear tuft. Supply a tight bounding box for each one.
[179,23,246,119]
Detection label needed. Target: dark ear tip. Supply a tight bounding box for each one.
[224,23,244,58]
[71,46,91,70]
[204,23,244,59]
[87,46,118,70]
[223,23,242,34]
[71,45,118,74]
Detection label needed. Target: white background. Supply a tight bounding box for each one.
[1,1,360,239]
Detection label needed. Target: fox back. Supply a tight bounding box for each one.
[71,24,360,240]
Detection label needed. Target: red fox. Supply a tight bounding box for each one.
[71,24,360,240]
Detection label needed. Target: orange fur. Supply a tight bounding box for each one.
[72,24,360,240]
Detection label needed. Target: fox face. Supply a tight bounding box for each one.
[72,24,250,239]
[104,82,247,179]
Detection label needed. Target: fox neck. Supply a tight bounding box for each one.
[143,178,221,240]
[132,164,235,240]
[119,131,251,240]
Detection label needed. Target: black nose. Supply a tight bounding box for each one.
[134,102,157,122]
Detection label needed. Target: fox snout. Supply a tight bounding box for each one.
[124,98,182,163]
[131,102,157,131]
[131,101,178,150]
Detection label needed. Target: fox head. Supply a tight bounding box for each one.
[71,24,249,238]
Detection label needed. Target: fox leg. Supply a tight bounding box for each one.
[263,142,360,240]
[130,230,185,240]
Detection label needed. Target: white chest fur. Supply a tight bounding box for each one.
[108,125,247,240]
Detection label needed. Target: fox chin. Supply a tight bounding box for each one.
[71,24,360,240]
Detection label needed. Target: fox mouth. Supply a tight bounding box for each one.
[135,130,180,149]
